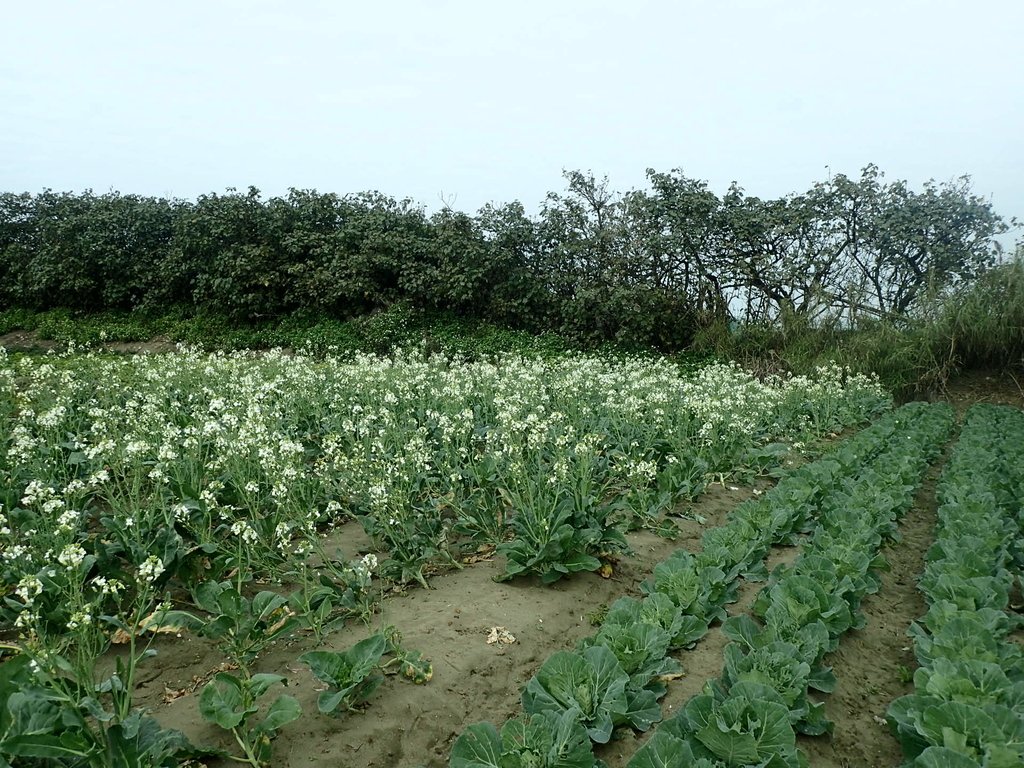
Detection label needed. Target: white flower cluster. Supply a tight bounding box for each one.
[57,543,87,570]
[137,555,165,584]
[229,520,260,546]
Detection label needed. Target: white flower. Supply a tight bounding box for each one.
[274,521,293,546]
[138,555,165,584]
[15,575,43,604]
[229,520,260,545]
[124,440,150,456]
[15,609,39,630]
[58,543,87,570]
[87,469,110,487]
[85,440,116,461]
[37,405,67,428]
[67,609,93,631]
[56,508,81,532]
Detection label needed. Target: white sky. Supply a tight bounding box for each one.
[2,0,1021,235]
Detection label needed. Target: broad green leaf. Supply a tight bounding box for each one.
[0,733,92,759]
[911,746,982,768]
[623,687,662,733]
[449,722,501,768]
[685,683,799,767]
[300,633,387,688]
[501,709,596,768]
[522,646,629,744]
[245,673,287,700]
[199,674,253,730]
[261,694,301,733]
[105,712,193,767]
[626,730,696,768]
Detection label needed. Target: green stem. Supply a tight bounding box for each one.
[231,726,262,767]
[119,597,143,722]
[228,729,262,768]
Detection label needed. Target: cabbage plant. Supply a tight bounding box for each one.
[521,646,648,744]
[449,708,597,768]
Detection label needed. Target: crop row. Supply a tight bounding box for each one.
[624,402,954,768]
[886,404,1024,767]
[447,402,950,767]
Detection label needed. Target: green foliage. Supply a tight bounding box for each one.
[298,628,432,717]
[578,622,681,699]
[495,497,618,585]
[888,699,1024,767]
[911,747,986,768]
[639,682,806,768]
[299,635,387,714]
[449,709,598,768]
[602,593,705,651]
[0,167,1010,365]
[165,582,298,673]
[719,642,830,735]
[627,730,721,768]
[887,404,1024,766]
[721,615,835,695]
[0,650,195,768]
[286,559,373,643]
[695,519,770,582]
[753,575,854,651]
[197,672,300,767]
[639,550,736,626]
[520,646,636,744]
[623,401,954,768]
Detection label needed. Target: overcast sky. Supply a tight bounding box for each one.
[2,0,1021,235]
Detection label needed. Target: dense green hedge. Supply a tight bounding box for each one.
[0,167,1010,351]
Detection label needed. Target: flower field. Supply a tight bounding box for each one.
[1,346,1019,767]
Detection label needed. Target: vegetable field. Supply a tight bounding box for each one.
[0,347,1020,767]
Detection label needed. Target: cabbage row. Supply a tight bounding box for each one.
[886,404,1024,767]
[447,403,945,768]
[627,402,954,768]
